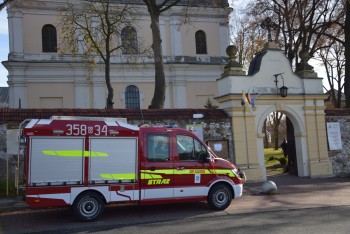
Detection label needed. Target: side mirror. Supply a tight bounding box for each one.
[198,152,210,163]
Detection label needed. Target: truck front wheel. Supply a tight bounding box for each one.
[73,191,104,222]
[207,184,232,210]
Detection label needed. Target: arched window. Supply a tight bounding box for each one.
[42,24,57,52]
[195,30,207,54]
[125,85,140,109]
[121,26,138,54]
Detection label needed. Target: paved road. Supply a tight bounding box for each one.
[2,205,350,234]
[1,175,350,233]
[87,206,350,234]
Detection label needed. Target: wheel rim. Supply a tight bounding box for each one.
[79,197,99,218]
[213,189,229,207]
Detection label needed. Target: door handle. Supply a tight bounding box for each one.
[149,167,156,171]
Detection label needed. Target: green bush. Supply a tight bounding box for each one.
[268,156,276,161]
[0,182,17,196]
[278,157,287,165]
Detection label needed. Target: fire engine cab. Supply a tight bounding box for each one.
[20,117,245,221]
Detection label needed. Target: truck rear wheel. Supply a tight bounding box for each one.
[207,184,232,210]
[73,191,104,222]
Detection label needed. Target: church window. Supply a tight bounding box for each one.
[42,24,57,52]
[121,26,138,54]
[195,30,207,54]
[125,85,140,109]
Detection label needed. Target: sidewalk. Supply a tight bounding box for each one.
[1,174,350,215]
[228,174,350,214]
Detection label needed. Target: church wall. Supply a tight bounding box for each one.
[5,1,230,109]
[181,22,222,56]
[186,81,218,108]
[23,13,58,53]
[112,82,154,109]
[326,110,350,177]
[27,83,75,108]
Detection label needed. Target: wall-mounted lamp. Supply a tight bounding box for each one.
[273,73,288,97]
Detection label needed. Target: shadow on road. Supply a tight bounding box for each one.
[0,201,223,234]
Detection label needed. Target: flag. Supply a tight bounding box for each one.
[242,90,254,113]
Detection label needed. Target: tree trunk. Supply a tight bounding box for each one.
[263,119,268,148]
[273,120,279,150]
[105,56,114,109]
[273,112,282,150]
[345,1,350,108]
[148,12,166,109]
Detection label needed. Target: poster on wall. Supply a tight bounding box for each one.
[186,124,203,141]
[6,130,19,155]
[207,140,229,160]
[326,122,342,150]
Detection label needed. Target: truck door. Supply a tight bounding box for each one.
[173,134,211,198]
[141,133,174,200]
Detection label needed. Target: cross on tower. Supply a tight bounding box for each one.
[260,17,278,42]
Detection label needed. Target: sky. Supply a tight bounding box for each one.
[0,2,327,89]
[0,9,8,87]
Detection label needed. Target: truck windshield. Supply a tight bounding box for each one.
[176,135,207,161]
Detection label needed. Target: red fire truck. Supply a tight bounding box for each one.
[20,117,245,221]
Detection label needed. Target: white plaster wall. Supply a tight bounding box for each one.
[217,44,326,178]
[218,49,313,96]
[5,0,230,109]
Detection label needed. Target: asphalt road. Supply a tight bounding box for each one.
[91,206,350,234]
[1,203,350,234]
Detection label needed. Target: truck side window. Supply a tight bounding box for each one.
[194,139,207,160]
[177,135,206,161]
[147,134,170,162]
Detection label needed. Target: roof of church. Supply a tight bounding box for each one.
[0,108,229,122]
[247,50,267,76]
[110,0,229,7]
[0,87,9,108]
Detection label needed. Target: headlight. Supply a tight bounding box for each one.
[231,168,240,177]
[232,168,246,181]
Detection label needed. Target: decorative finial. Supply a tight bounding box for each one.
[225,45,241,69]
[295,47,318,78]
[222,45,245,76]
[260,17,278,42]
[297,47,314,71]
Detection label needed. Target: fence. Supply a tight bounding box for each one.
[0,108,232,195]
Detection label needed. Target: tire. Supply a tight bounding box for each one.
[72,191,104,222]
[207,184,232,210]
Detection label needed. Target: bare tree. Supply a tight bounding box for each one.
[0,0,12,10]
[142,0,229,109]
[1,0,43,10]
[142,0,181,109]
[345,0,350,107]
[243,0,344,68]
[317,41,345,108]
[235,0,350,108]
[271,112,284,150]
[59,1,142,109]
[230,8,265,69]
[263,112,285,149]
[263,119,269,148]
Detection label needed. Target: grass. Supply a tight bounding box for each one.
[264,148,287,175]
[0,181,17,196]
